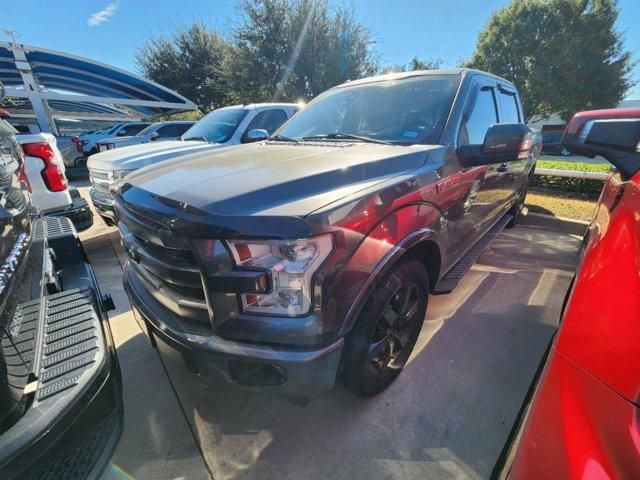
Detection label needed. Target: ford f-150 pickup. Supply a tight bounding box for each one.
[113,69,539,402]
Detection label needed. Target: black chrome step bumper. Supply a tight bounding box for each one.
[0,217,122,480]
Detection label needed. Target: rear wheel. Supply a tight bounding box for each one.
[341,257,429,397]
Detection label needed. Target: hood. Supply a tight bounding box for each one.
[122,141,435,218]
[87,140,216,171]
[104,135,145,145]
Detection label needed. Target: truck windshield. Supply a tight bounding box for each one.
[276,74,460,145]
[182,108,248,143]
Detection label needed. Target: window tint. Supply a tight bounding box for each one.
[499,91,521,123]
[277,75,461,145]
[459,87,498,146]
[182,108,248,143]
[121,124,148,136]
[243,109,288,137]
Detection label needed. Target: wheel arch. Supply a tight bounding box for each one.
[338,228,443,336]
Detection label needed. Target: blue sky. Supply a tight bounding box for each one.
[3,0,639,98]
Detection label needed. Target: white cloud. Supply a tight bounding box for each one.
[87,1,120,27]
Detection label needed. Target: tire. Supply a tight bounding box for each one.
[340,257,429,397]
[506,178,529,228]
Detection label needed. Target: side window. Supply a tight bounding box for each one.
[499,90,521,123]
[173,123,192,136]
[156,125,176,138]
[243,109,288,138]
[459,87,498,146]
[122,124,148,136]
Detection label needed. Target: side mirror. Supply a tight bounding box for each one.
[117,129,127,136]
[150,131,160,141]
[242,129,269,144]
[563,108,640,178]
[458,123,534,167]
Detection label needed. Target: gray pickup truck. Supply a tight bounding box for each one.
[113,69,538,403]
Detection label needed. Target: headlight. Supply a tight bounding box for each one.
[226,235,334,316]
[107,143,116,150]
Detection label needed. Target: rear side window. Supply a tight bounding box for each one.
[122,124,148,136]
[499,91,521,123]
[156,124,192,138]
[459,87,498,146]
[243,109,288,137]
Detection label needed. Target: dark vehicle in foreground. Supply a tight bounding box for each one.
[541,130,570,156]
[0,91,122,478]
[503,107,640,479]
[114,69,538,402]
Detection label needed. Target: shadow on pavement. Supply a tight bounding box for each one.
[154,226,580,480]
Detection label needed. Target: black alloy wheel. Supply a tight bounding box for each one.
[341,257,429,397]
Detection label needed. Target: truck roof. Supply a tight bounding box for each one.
[218,102,300,111]
[337,68,515,89]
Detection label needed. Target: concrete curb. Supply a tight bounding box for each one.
[520,211,588,236]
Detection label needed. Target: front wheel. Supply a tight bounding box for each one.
[340,257,429,397]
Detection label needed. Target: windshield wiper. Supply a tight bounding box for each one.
[269,134,299,143]
[302,133,394,146]
[182,135,207,142]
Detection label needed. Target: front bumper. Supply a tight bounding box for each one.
[89,186,117,224]
[124,262,343,402]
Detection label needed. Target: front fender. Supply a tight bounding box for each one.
[320,202,445,337]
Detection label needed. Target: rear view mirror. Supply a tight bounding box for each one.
[458,123,534,167]
[242,129,269,144]
[563,108,640,179]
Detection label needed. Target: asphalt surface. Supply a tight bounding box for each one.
[77,184,582,480]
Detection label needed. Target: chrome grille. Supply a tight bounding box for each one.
[89,169,109,181]
[118,209,212,334]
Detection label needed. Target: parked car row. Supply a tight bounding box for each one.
[87,103,299,225]
[2,67,639,479]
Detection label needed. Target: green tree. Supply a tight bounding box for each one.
[383,57,443,73]
[226,0,378,103]
[136,22,231,112]
[467,0,633,122]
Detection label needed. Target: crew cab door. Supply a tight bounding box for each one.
[452,77,511,250]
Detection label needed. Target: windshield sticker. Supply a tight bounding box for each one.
[402,130,419,138]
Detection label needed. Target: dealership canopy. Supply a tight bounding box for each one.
[0,41,196,134]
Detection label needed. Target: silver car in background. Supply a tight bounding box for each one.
[96,120,195,152]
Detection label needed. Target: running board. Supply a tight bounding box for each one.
[433,215,512,294]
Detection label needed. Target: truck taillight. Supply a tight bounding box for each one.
[22,142,68,192]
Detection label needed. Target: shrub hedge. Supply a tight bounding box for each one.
[532,160,610,198]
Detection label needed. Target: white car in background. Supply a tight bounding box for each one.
[79,121,151,156]
[17,131,93,230]
[87,102,299,225]
[96,120,195,152]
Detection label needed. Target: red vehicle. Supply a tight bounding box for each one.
[501,108,640,479]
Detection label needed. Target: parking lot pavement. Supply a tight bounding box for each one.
[75,184,582,480]
[75,188,211,480]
